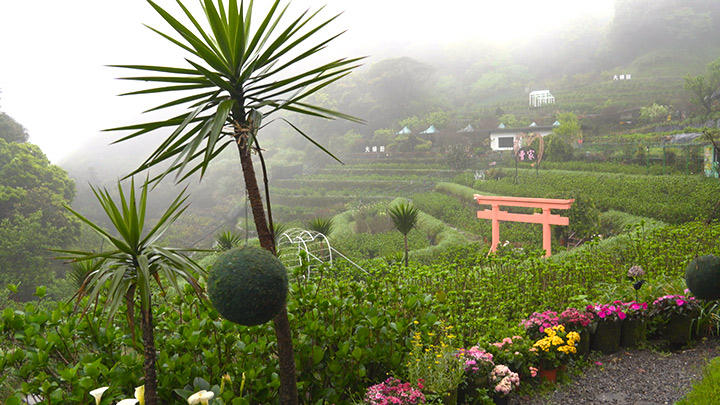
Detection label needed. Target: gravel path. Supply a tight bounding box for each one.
[512,340,720,405]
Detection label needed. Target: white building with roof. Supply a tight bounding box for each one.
[489,122,559,151]
[529,90,555,108]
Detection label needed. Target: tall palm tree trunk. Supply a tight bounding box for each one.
[237,141,298,405]
[141,294,159,405]
[404,234,409,267]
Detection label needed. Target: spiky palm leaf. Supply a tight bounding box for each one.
[307,217,334,236]
[388,202,419,236]
[215,229,242,251]
[56,178,205,320]
[107,0,364,183]
[388,201,419,267]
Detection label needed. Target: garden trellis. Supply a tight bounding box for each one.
[277,228,367,276]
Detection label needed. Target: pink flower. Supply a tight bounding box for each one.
[676,299,686,306]
[595,361,603,366]
[529,367,538,377]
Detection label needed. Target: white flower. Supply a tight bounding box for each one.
[134,385,145,405]
[90,387,109,405]
[116,400,139,405]
[187,390,214,405]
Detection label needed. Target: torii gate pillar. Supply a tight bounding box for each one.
[474,195,574,257]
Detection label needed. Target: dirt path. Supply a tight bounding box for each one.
[512,340,720,405]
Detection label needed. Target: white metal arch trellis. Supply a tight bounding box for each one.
[276,228,367,276]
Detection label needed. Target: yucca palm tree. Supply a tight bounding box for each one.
[388,202,419,267]
[307,216,334,236]
[215,229,242,251]
[57,179,205,405]
[105,1,362,402]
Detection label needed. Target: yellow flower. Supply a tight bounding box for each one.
[135,385,145,405]
[554,324,565,333]
[413,321,419,324]
[545,328,556,337]
[220,373,231,393]
[551,336,564,346]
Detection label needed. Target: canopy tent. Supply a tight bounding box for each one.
[552,120,561,127]
[397,126,412,135]
[457,124,474,133]
[420,125,438,134]
[529,122,537,127]
[498,123,506,129]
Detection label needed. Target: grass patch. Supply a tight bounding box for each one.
[677,356,720,405]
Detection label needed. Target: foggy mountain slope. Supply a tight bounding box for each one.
[56,0,720,245]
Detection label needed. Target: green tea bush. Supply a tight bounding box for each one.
[598,210,666,237]
[4,221,720,404]
[472,170,720,224]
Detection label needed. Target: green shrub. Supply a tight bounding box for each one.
[4,221,720,404]
[208,247,289,326]
[472,169,720,224]
[677,357,720,405]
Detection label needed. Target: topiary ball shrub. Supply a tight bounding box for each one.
[686,255,720,300]
[208,246,288,326]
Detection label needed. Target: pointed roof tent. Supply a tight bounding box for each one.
[420,125,438,134]
[458,124,474,133]
[529,122,537,127]
[498,123,506,129]
[553,120,561,127]
[397,126,412,135]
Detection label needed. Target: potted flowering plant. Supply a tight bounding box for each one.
[531,325,579,382]
[456,346,494,404]
[488,365,520,405]
[364,377,426,405]
[457,346,494,385]
[559,307,594,356]
[651,294,699,346]
[519,310,560,339]
[407,330,465,405]
[485,335,535,380]
[620,301,648,347]
[586,303,626,354]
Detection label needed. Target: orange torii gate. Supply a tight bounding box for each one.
[474,195,575,257]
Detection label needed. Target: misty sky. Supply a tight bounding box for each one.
[0,0,613,163]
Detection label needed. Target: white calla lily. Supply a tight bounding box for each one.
[187,390,214,405]
[134,385,145,405]
[90,387,109,405]
[116,399,139,405]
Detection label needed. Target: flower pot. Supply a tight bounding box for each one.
[577,329,591,356]
[591,320,621,354]
[665,315,693,346]
[493,395,509,405]
[621,318,646,348]
[538,368,557,383]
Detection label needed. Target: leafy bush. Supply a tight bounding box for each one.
[677,357,720,405]
[4,221,720,403]
[472,169,720,224]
